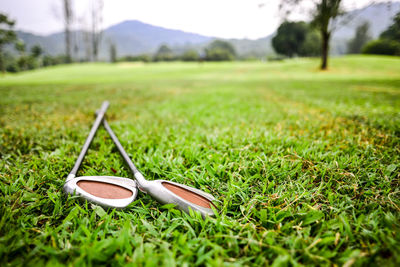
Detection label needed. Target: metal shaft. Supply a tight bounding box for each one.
[67,101,109,181]
[102,119,147,186]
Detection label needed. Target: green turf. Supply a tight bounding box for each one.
[1,55,399,266]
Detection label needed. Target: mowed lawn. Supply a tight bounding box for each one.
[0,56,399,266]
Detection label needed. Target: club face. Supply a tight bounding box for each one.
[63,176,138,208]
[142,180,216,217]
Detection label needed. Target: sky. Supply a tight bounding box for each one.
[0,0,392,39]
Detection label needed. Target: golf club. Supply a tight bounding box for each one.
[63,101,138,208]
[101,118,216,217]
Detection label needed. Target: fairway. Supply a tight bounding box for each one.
[1,56,400,265]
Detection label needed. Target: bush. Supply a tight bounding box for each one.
[17,56,28,70]
[205,49,234,61]
[5,61,19,73]
[42,55,70,66]
[181,50,199,61]
[43,55,56,66]
[362,39,400,56]
[205,40,236,61]
[119,54,151,63]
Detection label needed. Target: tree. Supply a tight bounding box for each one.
[31,45,43,58]
[62,0,73,63]
[299,30,322,56]
[312,0,343,69]
[15,40,28,71]
[347,22,371,54]
[205,40,236,61]
[78,16,92,62]
[109,43,117,63]
[31,45,43,67]
[90,0,104,61]
[0,13,16,73]
[15,41,39,71]
[207,40,236,56]
[279,0,344,69]
[154,44,174,61]
[15,40,25,55]
[272,21,309,57]
[272,21,321,57]
[380,11,400,42]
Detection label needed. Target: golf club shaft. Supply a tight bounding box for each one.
[67,101,109,181]
[102,119,147,185]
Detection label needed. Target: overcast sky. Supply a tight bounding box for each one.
[0,0,392,39]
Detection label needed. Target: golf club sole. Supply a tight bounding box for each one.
[64,176,137,208]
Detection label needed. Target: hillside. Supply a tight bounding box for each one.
[16,20,214,59]
[104,20,213,55]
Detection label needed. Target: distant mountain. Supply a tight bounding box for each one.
[104,20,213,55]
[15,20,215,59]
[12,2,400,59]
[14,19,272,59]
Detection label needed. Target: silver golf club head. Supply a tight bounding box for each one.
[64,101,138,209]
[135,172,215,216]
[64,176,137,208]
[102,118,216,217]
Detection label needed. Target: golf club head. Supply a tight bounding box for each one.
[63,176,138,208]
[135,173,215,217]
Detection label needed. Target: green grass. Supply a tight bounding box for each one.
[1,55,399,266]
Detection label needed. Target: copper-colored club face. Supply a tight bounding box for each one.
[162,182,212,208]
[77,181,133,199]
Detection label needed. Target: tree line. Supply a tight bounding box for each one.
[0,0,105,73]
[275,0,399,69]
[0,10,238,73]
[271,11,400,60]
[0,13,72,73]
[118,40,237,63]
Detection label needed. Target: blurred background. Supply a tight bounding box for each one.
[1,2,400,265]
[0,0,399,71]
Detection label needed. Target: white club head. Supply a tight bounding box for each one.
[63,176,138,208]
[135,173,215,217]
